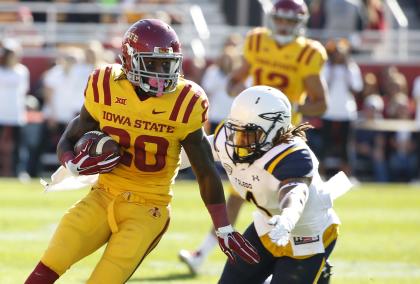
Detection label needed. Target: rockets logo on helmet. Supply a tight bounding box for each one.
[225,85,292,164]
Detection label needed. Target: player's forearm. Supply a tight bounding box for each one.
[278,182,309,228]
[197,171,230,228]
[197,171,226,205]
[56,117,82,165]
[57,130,78,166]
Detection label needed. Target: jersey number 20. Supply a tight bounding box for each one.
[103,126,169,172]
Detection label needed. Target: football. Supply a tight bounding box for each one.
[74,131,121,157]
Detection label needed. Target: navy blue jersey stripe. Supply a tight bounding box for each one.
[264,144,295,171]
[271,149,313,181]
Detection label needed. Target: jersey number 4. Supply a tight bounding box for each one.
[103,126,168,172]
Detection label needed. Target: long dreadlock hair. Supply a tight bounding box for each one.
[271,122,314,146]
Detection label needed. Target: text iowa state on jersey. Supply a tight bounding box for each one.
[82,64,209,198]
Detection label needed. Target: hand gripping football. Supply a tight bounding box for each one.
[74,131,121,157]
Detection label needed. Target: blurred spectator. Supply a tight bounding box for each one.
[387,94,418,182]
[380,66,408,98]
[411,75,420,125]
[364,0,386,30]
[307,0,325,29]
[0,39,29,177]
[72,41,109,99]
[201,38,242,134]
[412,75,420,177]
[385,92,415,119]
[17,95,44,180]
[353,94,388,181]
[380,66,411,118]
[323,0,367,35]
[358,72,380,108]
[321,38,363,176]
[42,48,83,151]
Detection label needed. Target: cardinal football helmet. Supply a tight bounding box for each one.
[225,86,292,164]
[267,0,309,45]
[120,19,182,96]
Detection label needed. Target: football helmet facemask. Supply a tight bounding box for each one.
[267,0,309,45]
[225,85,292,164]
[120,19,182,96]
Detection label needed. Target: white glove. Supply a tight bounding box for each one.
[267,215,293,246]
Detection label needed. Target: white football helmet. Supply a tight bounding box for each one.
[225,85,292,163]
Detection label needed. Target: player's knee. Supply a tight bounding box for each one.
[317,261,332,284]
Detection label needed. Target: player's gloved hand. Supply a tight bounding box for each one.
[268,214,293,246]
[215,225,260,264]
[63,140,121,176]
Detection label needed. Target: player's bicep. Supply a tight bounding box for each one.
[179,134,217,170]
[63,106,99,143]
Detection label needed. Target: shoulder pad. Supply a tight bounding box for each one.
[263,143,313,181]
[168,79,209,127]
[296,39,327,70]
[84,64,118,106]
[246,27,269,37]
[244,28,271,56]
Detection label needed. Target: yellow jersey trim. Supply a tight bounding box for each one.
[266,146,306,174]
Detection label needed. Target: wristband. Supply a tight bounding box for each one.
[206,203,230,229]
[59,151,75,167]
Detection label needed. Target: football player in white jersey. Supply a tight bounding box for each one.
[180,85,351,283]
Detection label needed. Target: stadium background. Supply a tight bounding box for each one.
[0,0,419,283]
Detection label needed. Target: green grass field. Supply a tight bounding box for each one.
[1,179,419,283]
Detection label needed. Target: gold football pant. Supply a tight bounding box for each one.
[41,187,170,283]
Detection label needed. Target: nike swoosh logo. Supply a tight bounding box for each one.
[152,109,166,114]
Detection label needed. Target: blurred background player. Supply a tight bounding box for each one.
[180,86,350,283]
[25,19,259,284]
[0,39,29,177]
[320,38,363,177]
[179,0,328,274]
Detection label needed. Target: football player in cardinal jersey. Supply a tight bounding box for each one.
[229,0,328,124]
[179,0,329,276]
[180,86,351,283]
[25,19,259,284]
